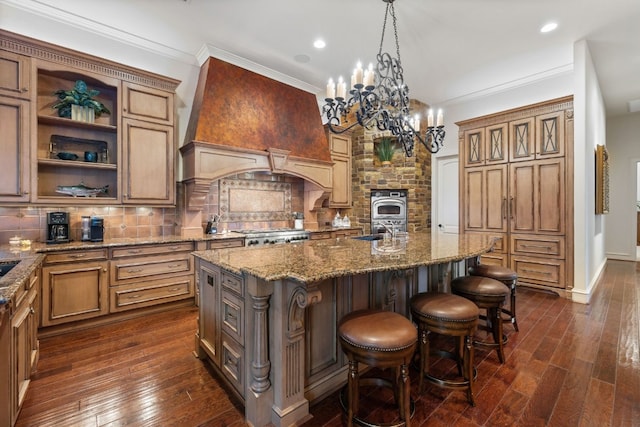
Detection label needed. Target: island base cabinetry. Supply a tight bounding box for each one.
[194,257,419,427]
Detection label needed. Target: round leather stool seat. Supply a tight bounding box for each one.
[338,310,417,427]
[469,264,519,331]
[410,292,479,406]
[451,276,510,363]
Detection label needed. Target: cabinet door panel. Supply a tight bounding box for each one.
[0,51,30,99]
[536,111,565,158]
[485,123,508,164]
[122,118,174,204]
[537,160,565,233]
[464,169,484,230]
[123,82,174,125]
[509,117,535,162]
[0,98,30,202]
[485,165,508,232]
[463,128,485,167]
[509,162,535,233]
[41,261,109,326]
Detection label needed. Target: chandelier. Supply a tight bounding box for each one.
[322,0,445,157]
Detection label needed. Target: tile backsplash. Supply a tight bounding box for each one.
[0,206,177,244]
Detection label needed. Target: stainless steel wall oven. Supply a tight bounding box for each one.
[371,189,408,234]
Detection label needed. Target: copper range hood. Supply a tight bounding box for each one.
[180,56,333,212]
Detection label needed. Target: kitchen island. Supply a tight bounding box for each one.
[192,232,496,427]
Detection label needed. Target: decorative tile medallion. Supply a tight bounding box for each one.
[220,179,292,222]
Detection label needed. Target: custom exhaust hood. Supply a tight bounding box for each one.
[180,56,333,211]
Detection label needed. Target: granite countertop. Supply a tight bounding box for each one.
[28,232,246,253]
[0,251,45,308]
[192,232,497,283]
[0,232,245,307]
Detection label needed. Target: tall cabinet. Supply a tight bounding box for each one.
[458,96,574,296]
[0,29,180,206]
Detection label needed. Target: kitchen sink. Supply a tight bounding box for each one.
[0,260,20,277]
[351,234,385,241]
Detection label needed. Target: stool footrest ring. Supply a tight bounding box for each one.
[339,378,415,427]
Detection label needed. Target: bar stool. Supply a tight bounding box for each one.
[451,275,510,363]
[409,292,479,406]
[338,309,417,427]
[469,264,519,331]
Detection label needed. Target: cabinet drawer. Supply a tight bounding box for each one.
[221,271,243,296]
[207,239,245,249]
[110,276,194,312]
[111,242,193,259]
[333,229,361,238]
[310,231,332,240]
[222,289,244,345]
[221,332,245,396]
[111,253,192,284]
[479,252,508,267]
[511,256,566,288]
[45,249,108,264]
[511,234,565,258]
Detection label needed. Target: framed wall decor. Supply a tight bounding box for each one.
[595,144,609,214]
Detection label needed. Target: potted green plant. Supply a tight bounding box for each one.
[375,137,396,166]
[52,80,111,120]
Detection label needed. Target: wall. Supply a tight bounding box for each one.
[605,112,640,259]
[570,40,607,303]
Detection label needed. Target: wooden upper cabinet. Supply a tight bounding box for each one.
[485,123,508,164]
[122,118,175,205]
[462,127,485,167]
[509,117,535,162]
[327,130,352,208]
[122,82,174,125]
[536,110,565,159]
[0,97,30,202]
[509,111,565,162]
[0,50,30,99]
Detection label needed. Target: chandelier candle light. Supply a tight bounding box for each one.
[322,0,445,157]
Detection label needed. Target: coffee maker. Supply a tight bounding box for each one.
[89,217,104,242]
[47,212,70,244]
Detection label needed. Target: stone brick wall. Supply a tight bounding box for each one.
[350,126,432,234]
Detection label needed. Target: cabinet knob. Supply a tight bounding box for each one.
[103,268,107,272]
[21,87,28,93]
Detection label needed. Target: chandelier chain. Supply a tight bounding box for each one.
[322,0,445,157]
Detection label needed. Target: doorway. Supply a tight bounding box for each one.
[434,155,459,234]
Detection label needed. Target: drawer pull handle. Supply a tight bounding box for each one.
[169,246,180,250]
[521,268,552,275]
[128,249,142,254]
[169,287,181,292]
[226,356,238,367]
[167,263,182,269]
[126,268,143,273]
[521,244,553,250]
[227,312,237,320]
[129,294,142,299]
[68,254,86,259]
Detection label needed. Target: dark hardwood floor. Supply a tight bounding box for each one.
[16,260,640,426]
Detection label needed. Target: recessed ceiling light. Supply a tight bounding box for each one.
[313,39,326,49]
[540,22,558,33]
[294,54,311,64]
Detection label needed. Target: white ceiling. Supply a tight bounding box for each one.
[4,0,640,117]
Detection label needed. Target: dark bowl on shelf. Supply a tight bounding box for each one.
[57,152,78,161]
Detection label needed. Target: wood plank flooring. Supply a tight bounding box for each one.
[16,260,640,426]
